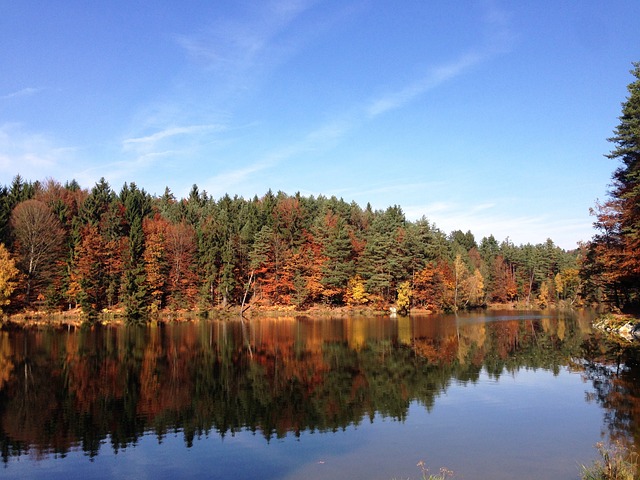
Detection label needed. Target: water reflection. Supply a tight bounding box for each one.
[0,310,636,464]
[580,334,640,448]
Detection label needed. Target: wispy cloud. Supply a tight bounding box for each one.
[311,3,514,149]
[128,0,515,203]
[201,121,338,196]
[203,2,514,196]
[0,87,41,101]
[176,0,318,82]
[367,52,485,117]
[74,149,182,190]
[123,124,223,150]
[206,162,272,195]
[366,1,513,118]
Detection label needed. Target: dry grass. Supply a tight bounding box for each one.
[581,442,639,480]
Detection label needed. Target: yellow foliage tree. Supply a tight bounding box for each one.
[560,268,581,303]
[537,281,550,308]
[396,280,411,314]
[0,243,19,313]
[345,275,368,305]
[453,254,468,311]
[555,272,564,299]
[465,268,485,307]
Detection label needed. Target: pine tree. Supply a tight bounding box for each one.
[317,212,354,304]
[120,183,152,319]
[123,216,148,319]
[585,62,640,307]
[359,206,407,302]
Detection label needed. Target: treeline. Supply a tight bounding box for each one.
[0,174,582,319]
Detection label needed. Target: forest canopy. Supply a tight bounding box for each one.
[0,175,582,319]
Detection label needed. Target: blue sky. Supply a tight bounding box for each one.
[1,1,639,249]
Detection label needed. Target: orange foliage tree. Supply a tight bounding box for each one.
[412,263,445,312]
[143,216,170,311]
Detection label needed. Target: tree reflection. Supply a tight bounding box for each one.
[580,334,640,452]
[0,311,636,463]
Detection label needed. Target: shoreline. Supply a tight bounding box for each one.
[1,301,588,329]
[592,313,640,342]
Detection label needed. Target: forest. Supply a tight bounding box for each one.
[0,174,583,319]
[0,62,638,321]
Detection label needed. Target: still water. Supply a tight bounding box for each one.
[0,310,638,479]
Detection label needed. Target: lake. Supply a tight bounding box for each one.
[0,310,638,479]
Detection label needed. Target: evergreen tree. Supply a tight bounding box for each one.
[78,178,115,226]
[358,206,407,302]
[120,183,152,319]
[585,62,640,307]
[449,229,477,253]
[317,212,354,304]
[123,216,148,319]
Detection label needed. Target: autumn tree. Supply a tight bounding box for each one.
[489,255,518,303]
[0,243,19,313]
[69,224,109,315]
[143,216,170,312]
[396,281,411,315]
[165,220,198,309]
[465,268,485,307]
[10,199,65,304]
[555,267,580,304]
[0,175,37,246]
[35,178,87,232]
[452,254,468,311]
[64,178,124,311]
[584,62,640,308]
[412,263,445,312]
[345,275,369,306]
[249,223,295,305]
[537,280,551,308]
[289,231,326,308]
[437,260,456,311]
